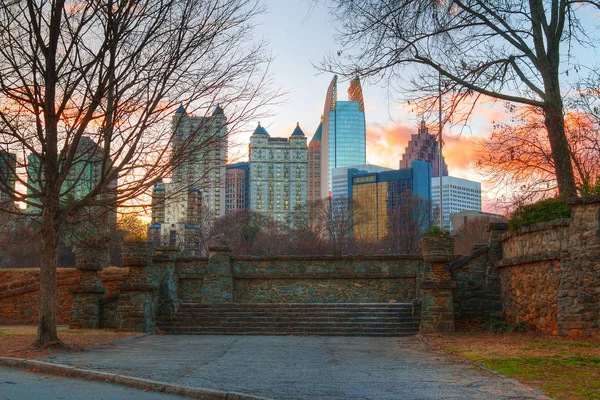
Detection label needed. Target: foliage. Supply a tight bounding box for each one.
[422,226,451,237]
[117,214,148,243]
[508,198,571,231]
[483,320,529,334]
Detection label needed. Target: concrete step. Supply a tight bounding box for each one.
[158,303,420,337]
[159,331,416,337]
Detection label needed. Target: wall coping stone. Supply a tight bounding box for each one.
[421,280,457,290]
[100,293,120,305]
[450,246,489,271]
[0,277,79,299]
[232,272,418,279]
[568,195,600,205]
[117,282,159,292]
[70,285,107,295]
[496,250,562,268]
[488,222,509,231]
[500,218,570,242]
[232,254,423,262]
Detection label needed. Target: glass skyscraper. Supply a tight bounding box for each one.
[320,75,367,197]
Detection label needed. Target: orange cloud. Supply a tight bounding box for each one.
[366,122,414,168]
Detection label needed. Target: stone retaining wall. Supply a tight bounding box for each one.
[175,255,421,304]
[0,268,127,325]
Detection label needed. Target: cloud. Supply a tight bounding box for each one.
[366,122,414,168]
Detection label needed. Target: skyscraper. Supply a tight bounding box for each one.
[225,162,249,214]
[349,161,431,241]
[249,122,308,223]
[172,105,227,217]
[0,151,16,207]
[431,176,481,232]
[399,119,448,178]
[307,118,322,202]
[331,164,392,200]
[149,105,227,253]
[321,75,367,197]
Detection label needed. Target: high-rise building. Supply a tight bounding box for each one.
[0,151,16,206]
[249,122,308,223]
[431,176,481,231]
[399,119,448,178]
[225,162,249,214]
[149,181,202,252]
[149,105,227,253]
[26,137,117,214]
[331,164,392,200]
[321,75,367,197]
[349,160,431,241]
[307,118,322,202]
[172,105,227,218]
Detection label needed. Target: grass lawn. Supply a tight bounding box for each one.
[0,326,138,360]
[426,329,600,400]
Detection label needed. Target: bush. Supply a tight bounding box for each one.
[423,225,451,237]
[508,198,571,231]
[484,319,529,333]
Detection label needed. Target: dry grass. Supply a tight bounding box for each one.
[426,329,600,400]
[0,326,138,360]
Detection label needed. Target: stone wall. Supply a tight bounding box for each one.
[175,255,421,304]
[495,220,569,333]
[450,246,488,321]
[0,268,127,325]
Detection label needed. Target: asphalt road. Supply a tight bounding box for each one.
[45,335,546,400]
[0,366,185,400]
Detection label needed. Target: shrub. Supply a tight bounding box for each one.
[484,319,529,333]
[508,198,571,231]
[423,225,451,237]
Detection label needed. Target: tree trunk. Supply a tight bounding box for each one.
[543,93,578,198]
[33,201,61,348]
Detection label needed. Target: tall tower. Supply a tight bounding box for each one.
[171,105,227,217]
[399,119,448,178]
[307,117,322,202]
[320,75,367,197]
[249,123,308,223]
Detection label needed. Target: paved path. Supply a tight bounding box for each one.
[0,366,184,400]
[46,335,545,400]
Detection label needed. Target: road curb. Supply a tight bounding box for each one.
[0,357,270,400]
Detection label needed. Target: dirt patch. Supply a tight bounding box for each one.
[425,329,600,400]
[0,327,138,360]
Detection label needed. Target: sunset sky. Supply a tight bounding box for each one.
[224,0,517,211]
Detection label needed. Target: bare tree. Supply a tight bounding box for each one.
[453,217,491,256]
[478,105,600,207]
[383,193,431,255]
[322,0,600,198]
[0,0,279,347]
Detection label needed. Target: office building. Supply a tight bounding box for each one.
[307,118,322,202]
[249,122,308,223]
[149,181,202,253]
[172,105,227,218]
[431,176,482,231]
[399,119,448,178]
[331,164,392,200]
[149,105,227,252]
[321,75,367,197]
[226,162,249,214]
[0,151,16,206]
[350,160,431,241]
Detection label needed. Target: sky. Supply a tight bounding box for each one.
[223,0,512,211]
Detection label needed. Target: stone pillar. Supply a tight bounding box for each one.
[484,222,508,320]
[202,246,233,304]
[419,236,456,333]
[154,246,180,316]
[557,197,600,336]
[116,242,158,332]
[70,245,108,329]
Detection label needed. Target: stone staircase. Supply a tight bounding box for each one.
[156,303,420,336]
